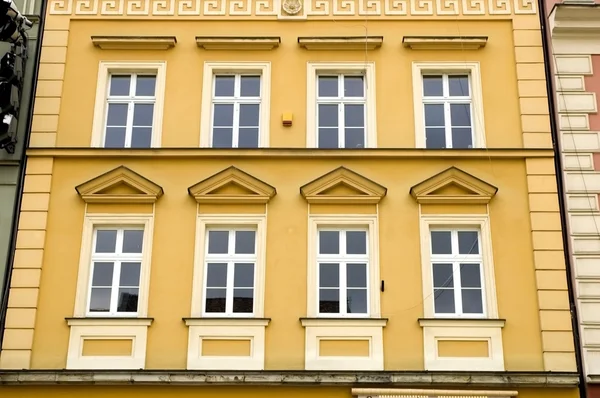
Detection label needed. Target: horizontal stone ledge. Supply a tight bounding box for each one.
[0,370,579,387]
[25,148,555,159]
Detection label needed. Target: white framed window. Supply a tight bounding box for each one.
[419,215,498,319]
[412,62,485,149]
[91,62,167,148]
[307,62,377,149]
[317,229,369,316]
[307,215,380,318]
[192,215,267,317]
[73,215,155,318]
[203,228,257,316]
[429,228,485,317]
[200,62,271,148]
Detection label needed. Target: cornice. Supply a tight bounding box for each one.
[196,36,280,50]
[549,4,600,37]
[402,36,487,50]
[25,148,555,159]
[91,36,177,50]
[0,370,579,387]
[298,36,383,51]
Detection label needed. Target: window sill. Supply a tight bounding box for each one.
[418,318,506,328]
[183,317,270,327]
[66,317,154,326]
[300,317,388,327]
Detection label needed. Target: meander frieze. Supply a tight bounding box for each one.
[48,0,536,18]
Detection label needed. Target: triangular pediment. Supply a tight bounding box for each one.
[409,167,497,205]
[188,166,276,204]
[300,167,387,204]
[75,166,163,204]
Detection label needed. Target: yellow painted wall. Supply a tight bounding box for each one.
[31,157,543,370]
[0,386,580,398]
[57,19,522,148]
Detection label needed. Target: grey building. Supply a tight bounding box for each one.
[0,0,44,329]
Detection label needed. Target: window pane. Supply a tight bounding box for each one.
[434,288,455,314]
[347,263,367,288]
[104,128,126,148]
[212,128,233,148]
[120,262,141,287]
[425,128,446,149]
[318,76,338,97]
[238,128,259,148]
[89,288,111,312]
[319,263,339,288]
[431,231,452,254]
[106,104,128,126]
[344,76,364,97]
[131,127,152,148]
[233,288,253,313]
[110,75,131,96]
[452,128,473,149]
[344,104,364,127]
[423,76,443,96]
[133,104,154,126]
[346,231,366,255]
[345,128,365,149]
[136,75,156,96]
[318,104,338,127]
[460,264,482,288]
[213,104,234,127]
[449,75,469,97]
[206,263,227,287]
[319,288,339,313]
[318,129,338,149]
[235,231,255,254]
[214,76,235,97]
[234,263,254,288]
[458,231,479,254]
[117,288,139,312]
[92,262,114,286]
[208,231,229,254]
[205,288,226,312]
[319,231,339,254]
[122,230,144,253]
[347,289,367,313]
[424,104,445,127]
[239,104,259,127]
[450,104,471,127]
[433,263,453,288]
[95,230,117,253]
[462,289,483,314]
[240,76,260,97]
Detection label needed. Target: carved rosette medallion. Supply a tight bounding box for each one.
[282,0,302,14]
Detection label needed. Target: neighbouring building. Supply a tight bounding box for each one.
[0,0,582,397]
[547,1,600,397]
[0,0,44,326]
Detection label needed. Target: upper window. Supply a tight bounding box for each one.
[317,229,369,316]
[316,75,366,149]
[422,74,473,149]
[203,228,257,316]
[91,62,166,148]
[412,62,485,149]
[307,63,376,149]
[200,63,271,148]
[88,227,144,315]
[104,74,156,148]
[430,228,485,317]
[211,74,261,148]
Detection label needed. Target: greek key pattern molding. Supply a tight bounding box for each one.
[48,0,536,17]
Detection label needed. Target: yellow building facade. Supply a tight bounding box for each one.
[0,0,582,397]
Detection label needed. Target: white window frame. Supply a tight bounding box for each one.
[202,227,258,317]
[307,62,377,149]
[307,215,380,318]
[73,214,154,318]
[86,227,145,317]
[192,214,267,317]
[412,62,485,149]
[429,228,486,318]
[419,215,498,319]
[316,228,370,317]
[91,62,167,148]
[200,62,271,148]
